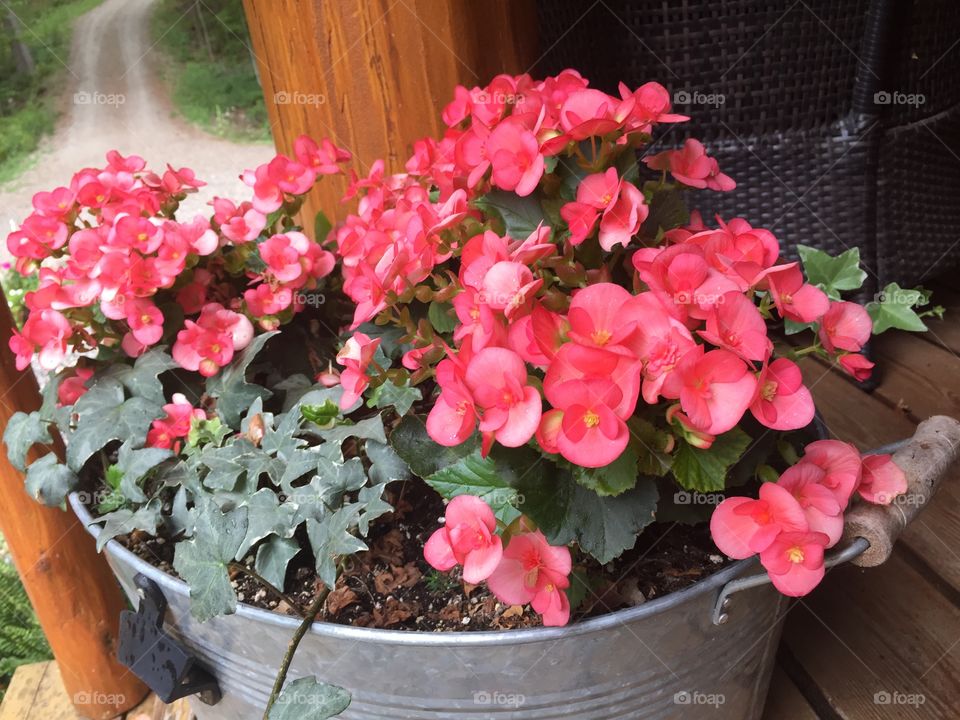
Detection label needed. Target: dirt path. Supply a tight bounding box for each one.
[0,0,273,232]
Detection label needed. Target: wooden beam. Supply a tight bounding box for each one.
[0,299,147,719]
[241,0,538,225]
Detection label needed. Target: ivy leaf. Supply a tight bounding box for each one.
[866,282,929,334]
[796,245,867,299]
[318,416,387,462]
[68,379,160,472]
[269,677,351,720]
[573,448,640,496]
[671,427,752,492]
[366,440,411,486]
[255,536,300,590]
[24,454,78,506]
[294,458,368,524]
[3,411,52,471]
[301,401,340,428]
[367,380,422,417]
[473,189,547,238]
[103,347,178,405]
[389,415,478,478]
[357,482,393,535]
[198,443,256,491]
[91,500,163,552]
[424,450,522,525]
[306,505,368,588]
[206,331,278,428]
[165,486,195,538]
[428,301,457,334]
[173,501,249,621]
[236,489,297,560]
[115,441,173,503]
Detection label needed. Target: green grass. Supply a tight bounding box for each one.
[0,538,52,701]
[0,0,104,183]
[152,0,270,142]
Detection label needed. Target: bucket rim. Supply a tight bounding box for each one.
[71,492,759,646]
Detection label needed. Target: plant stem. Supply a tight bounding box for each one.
[228,562,304,617]
[262,586,330,720]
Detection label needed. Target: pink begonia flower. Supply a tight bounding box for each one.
[57,367,94,406]
[666,404,715,449]
[632,243,739,321]
[480,261,542,319]
[710,482,808,559]
[838,353,875,381]
[264,154,316,196]
[293,135,351,175]
[660,346,757,435]
[644,139,735,191]
[623,292,695,404]
[261,232,312,284]
[452,287,507,351]
[172,304,254,377]
[566,282,637,354]
[560,168,647,250]
[146,393,206,450]
[423,495,503,584]
[32,186,76,218]
[335,332,382,409]
[7,214,69,260]
[485,119,544,196]
[125,298,165,347]
[618,81,688,134]
[857,454,907,505]
[213,197,267,243]
[10,309,73,371]
[819,301,872,354]
[759,531,829,596]
[486,529,572,627]
[544,343,641,421]
[763,264,829,324]
[427,355,478,446]
[750,358,815,431]
[557,88,621,142]
[697,290,771,361]
[535,408,564,454]
[244,284,294,317]
[465,347,542,452]
[800,440,863,509]
[777,462,844,547]
[551,377,630,468]
[702,219,780,289]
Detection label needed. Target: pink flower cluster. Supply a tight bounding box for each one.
[424,496,572,626]
[7,138,349,376]
[146,393,207,451]
[711,441,907,595]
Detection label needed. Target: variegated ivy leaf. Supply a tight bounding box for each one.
[306,504,368,589]
[67,378,160,472]
[100,347,178,405]
[3,411,53,471]
[317,416,387,462]
[24,454,78,506]
[235,488,297,560]
[92,499,163,552]
[115,440,173,503]
[268,677,351,720]
[206,331,278,429]
[292,458,367,525]
[357,482,393,535]
[255,536,300,590]
[173,500,248,621]
[165,486,195,538]
[366,440,410,486]
[366,379,422,417]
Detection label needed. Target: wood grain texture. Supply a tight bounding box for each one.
[761,666,819,720]
[0,301,147,719]
[241,0,537,226]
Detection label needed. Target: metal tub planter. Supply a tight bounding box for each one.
[68,417,960,720]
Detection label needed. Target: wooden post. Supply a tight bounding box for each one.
[0,298,147,719]
[242,0,538,223]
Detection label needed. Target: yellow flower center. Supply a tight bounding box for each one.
[591,329,612,346]
[787,546,805,564]
[583,410,600,428]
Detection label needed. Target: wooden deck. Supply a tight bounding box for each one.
[3,286,959,719]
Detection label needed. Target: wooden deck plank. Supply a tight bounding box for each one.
[761,665,819,720]
[871,331,960,424]
[918,283,960,357]
[783,552,960,719]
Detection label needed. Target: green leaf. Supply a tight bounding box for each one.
[357,482,393,535]
[389,415,478,478]
[91,500,162,552]
[428,301,457,333]
[306,505,368,588]
[474,189,546,238]
[206,331,279,428]
[314,211,333,244]
[3,411,52,471]
[796,245,867,300]
[67,379,161,472]
[102,348,178,405]
[866,282,929,334]
[269,677,351,720]
[173,501,249,621]
[424,450,521,525]
[573,448,639,496]
[367,380,422,417]
[24,455,78,506]
[187,416,230,448]
[317,416,387,462]
[236,488,298,560]
[255,536,300,590]
[640,187,689,238]
[115,441,173,503]
[671,427,752,492]
[301,401,340,428]
[366,440,411,486]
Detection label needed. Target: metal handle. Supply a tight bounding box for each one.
[712,415,960,626]
[118,574,222,705]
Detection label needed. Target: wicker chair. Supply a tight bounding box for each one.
[535,0,960,296]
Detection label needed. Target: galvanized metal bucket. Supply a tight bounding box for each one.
[71,495,789,719]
